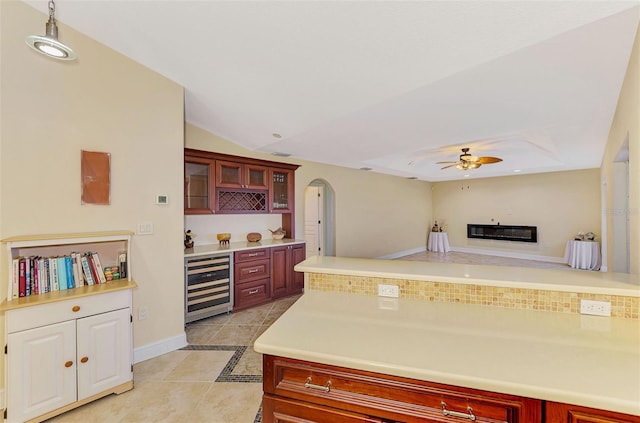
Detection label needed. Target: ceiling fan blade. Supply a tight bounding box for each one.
[476,156,503,164]
[440,163,459,170]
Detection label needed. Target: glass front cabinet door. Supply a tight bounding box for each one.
[185,158,215,214]
[270,168,294,213]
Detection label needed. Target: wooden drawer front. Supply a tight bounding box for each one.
[235,279,270,309]
[265,356,540,423]
[235,249,269,262]
[6,290,132,333]
[235,259,270,283]
[546,401,640,423]
[263,395,382,423]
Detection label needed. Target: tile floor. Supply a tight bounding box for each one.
[47,251,569,422]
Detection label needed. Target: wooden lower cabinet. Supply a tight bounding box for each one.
[271,244,306,299]
[545,401,640,423]
[263,355,542,423]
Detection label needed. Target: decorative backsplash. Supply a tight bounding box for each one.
[307,273,639,319]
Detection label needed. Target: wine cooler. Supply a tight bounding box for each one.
[184,254,233,323]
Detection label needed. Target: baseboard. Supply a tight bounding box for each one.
[450,246,565,264]
[377,246,426,260]
[133,332,188,364]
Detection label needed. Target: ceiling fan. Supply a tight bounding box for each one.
[437,148,503,170]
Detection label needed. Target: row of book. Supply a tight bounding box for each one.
[9,251,127,299]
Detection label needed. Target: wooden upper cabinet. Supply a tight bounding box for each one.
[216,160,268,190]
[270,168,294,213]
[185,156,215,214]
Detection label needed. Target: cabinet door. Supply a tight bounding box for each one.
[245,164,268,189]
[185,157,215,214]
[7,321,77,423]
[76,308,132,400]
[271,246,289,298]
[270,168,294,212]
[546,401,640,423]
[263,395,381,423]
[216,160,244,188]
[290,244,306,293]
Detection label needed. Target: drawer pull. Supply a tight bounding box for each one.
[304,377,331,393]
[441,402,475,421]
[80,356,89,363]
[248,289,260,295]
[247,253,259,257]
[72,305,81,312]
[248,269,259,274]
[64,361,73,368]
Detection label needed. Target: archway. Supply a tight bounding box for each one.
[304,179,336,257]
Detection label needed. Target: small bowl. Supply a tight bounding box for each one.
[272,233,285,240]
[247,232,262,242]
[217,233,231,242]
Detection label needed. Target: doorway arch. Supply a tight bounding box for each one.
[304,179,336,257]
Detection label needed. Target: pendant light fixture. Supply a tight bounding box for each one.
[25,0,76,61]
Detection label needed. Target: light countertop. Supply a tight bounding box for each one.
[254,290,640,416]
[296,256,640,297]
[184,238,305,257]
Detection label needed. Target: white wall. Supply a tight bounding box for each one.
[432,169,601,260]
[1,0,186,380]
[185,124,433,258]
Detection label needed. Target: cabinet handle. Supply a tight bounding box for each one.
[80,357,89,363]
[304,377,331,393]
[72,306,81,312]
[248,269,259,274]
[248,289,259,295]
[64,361,74,368]
[441,402,475,421]
[247,253,259,257]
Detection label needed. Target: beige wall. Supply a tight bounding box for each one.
[432,169,601,259]
[602,20,640,274]
[1,0,186,377]
[185,124,433,258]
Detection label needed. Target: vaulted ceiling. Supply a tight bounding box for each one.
[24,1,640,181]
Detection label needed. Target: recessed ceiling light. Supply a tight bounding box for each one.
[360,167,372,171]
[272,133,282,139]
[271,152,291,157]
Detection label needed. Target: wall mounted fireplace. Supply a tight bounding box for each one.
[467,224,537,243]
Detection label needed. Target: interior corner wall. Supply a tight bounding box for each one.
[602,17,640,275]
[432,169,601,260]
[185,124,433,258]
[0,0,186,379]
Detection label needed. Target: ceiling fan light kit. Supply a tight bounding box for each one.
[437,148,502,171]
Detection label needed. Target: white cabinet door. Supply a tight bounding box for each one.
[76,308,132,400]
[7,320,76,423]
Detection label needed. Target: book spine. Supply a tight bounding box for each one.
[18,258,26,297]
[65,256,74,289]
[51,257,60,291]
[33,257,39,295]
[92,252,107,283]
[57,257,68,290]
[81,255,95,286]
[118,251,127,279]
[43,258,50,293]
[11,258,19,299]
[87,253,100,284]
[25,257,31,296]
[71,253,83,287]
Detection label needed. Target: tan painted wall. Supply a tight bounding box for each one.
[602,19,640,274]
[1,0,186,380]
[432,169,601,259]
[185,124,433,258]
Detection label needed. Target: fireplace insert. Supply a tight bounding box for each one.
[467,224,537,243]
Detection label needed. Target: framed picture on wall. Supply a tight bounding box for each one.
[81,150,111,205]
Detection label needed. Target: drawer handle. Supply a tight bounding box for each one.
[64,361,74,368]
[304,377,331,393]
[441,402,475,421]
[247,253,259,257]
[72,305,81,312]
[248,289,260,295]
[248,269,259,273]
[80,356,89,363]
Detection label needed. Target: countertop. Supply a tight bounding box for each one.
[254,290,640,416]
[296,255,640,297]
[184,238,305,257]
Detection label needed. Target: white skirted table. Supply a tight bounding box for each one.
[428,232,451,252]
[564,240,601,271]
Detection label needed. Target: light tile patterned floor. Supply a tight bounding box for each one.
[47,252,563,422]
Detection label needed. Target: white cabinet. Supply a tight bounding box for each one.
[1,232,136,423]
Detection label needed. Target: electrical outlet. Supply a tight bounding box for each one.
[378,284,399,298]
[139,306,149,320]
[580,299,611,317]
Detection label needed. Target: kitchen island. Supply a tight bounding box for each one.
[255,256,640,422]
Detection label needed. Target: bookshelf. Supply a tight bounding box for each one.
[1,231,136,422]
